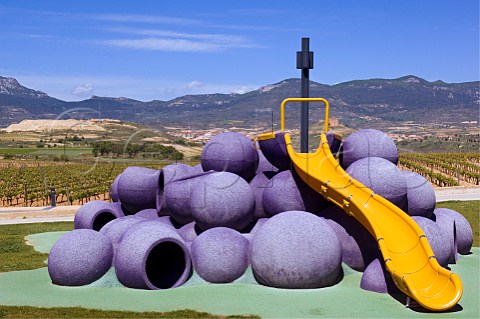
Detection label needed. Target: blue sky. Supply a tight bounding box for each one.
[0,0,478,101]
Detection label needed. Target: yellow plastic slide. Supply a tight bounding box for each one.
[283,132,463,311]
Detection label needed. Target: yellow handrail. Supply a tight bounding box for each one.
[280,98,330,133]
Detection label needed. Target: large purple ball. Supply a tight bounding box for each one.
[251,211,342,288]
[249,172,272,219]
[157,163,197,216]
[433,208,473,255]
[258,132,291,171]
[346,157,407,209]
[256,149,278,174]
[117,166,161,214]
[360,258,399,294]
[431,211,457,264]
[110,174,121,202]
[201,132,258,181]
[262,170,326,216]
[191,227,250,283]
[319,206,378,271]
[99,215,145,253]
[190,172,255,231]
[341,129,398,168]
[412,216,450,266]
[401,171,436,218]
[114,220,191,290]
[74,200,125,231]
[48,229,113,286]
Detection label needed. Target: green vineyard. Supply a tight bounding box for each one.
[399,152,480,187]
[1,152,479,207]
[0,161,171,207]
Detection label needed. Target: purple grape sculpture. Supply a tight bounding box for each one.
[191,227,250,283]
[48,229,113,286]
[249,172,272,219]
[114,220,191,290]
[341,129,398,168]
[190,172,255,231]
[257,131,291,171]
[401,171,436,218]
[201,132,259,181]
[157,163,197,215]
[110,174,121,202]
[256,149,278,174]
[346,157,407,210]
[431,211,457,264]
[433,208,473,255]
[117,166,161,214]
[99,215,145,253]
[251,211,342,289]
[360,258,399,294]
[74,200,125,231]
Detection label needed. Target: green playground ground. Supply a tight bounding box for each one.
[0,231,478,318]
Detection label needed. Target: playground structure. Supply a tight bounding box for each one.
[46,38,473,313]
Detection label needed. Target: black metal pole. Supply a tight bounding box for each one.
[297,38,313,153]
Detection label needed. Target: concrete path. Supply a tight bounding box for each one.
[0,205,79,225]
[434,186,480,202]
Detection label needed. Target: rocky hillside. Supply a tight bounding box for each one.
[0,75,478,130]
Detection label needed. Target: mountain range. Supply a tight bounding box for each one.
[0,75,478,131]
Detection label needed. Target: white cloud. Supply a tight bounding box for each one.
[102,37,222,52]
[91,14,201,26]
[186,80,204,90]
[71,83,94,97]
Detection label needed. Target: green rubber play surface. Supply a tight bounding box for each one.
[0,232,478,318]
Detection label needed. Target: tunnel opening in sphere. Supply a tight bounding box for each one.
[92,211,116,231]
[146,241,186,289]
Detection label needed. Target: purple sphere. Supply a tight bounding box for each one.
[249,172,272,219]
[251,211,342,289]
[192,164,204,173]
[177,221,200,244]
[360,258,399,294]
[114,221,191,290]
[191,227,250,283]
[110,174,121,202]
[99,215,145,253]
[201,132,259,181]
[262,170,326,217]
[326,132,342,155]
[433,208,473,255]
[190,172,255,231]
[256,149,278,174]
[431,211,457,264]
[117,166,161,214]
[134,208,160,220]
[412,216,450,266]
[319,206,378,271]
[401,171,436,218]
[161,163,196,185]
[341,129,398,168]
[258,132,291,171]
[48,229,113,286]
[346,157,407,209]
[74,200,125,231]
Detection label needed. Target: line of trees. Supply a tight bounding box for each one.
[92,141,184,160]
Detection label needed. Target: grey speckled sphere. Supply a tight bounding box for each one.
[433,208,473,255]
[401,171,436,218]
[99,215,145,253]
[262,170,326,217]
[341,129,398,168]
[319,206,378,271]
[360,258,399,294]
[258,131,291,171]
[190,172,255,231]
[48,229,113,286]
[431,211,457,264]
[412,216,450,266]
[201,132,259,181]
[117,166,161,214]
[251,211,342,289]
[346,157,407,210]
[74,200,125,231]
[110,174,121,202]
[249,172,272,219]
[114,220,191,290]
[191,227,250,283]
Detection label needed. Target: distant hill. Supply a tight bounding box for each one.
[0,75,478,130]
